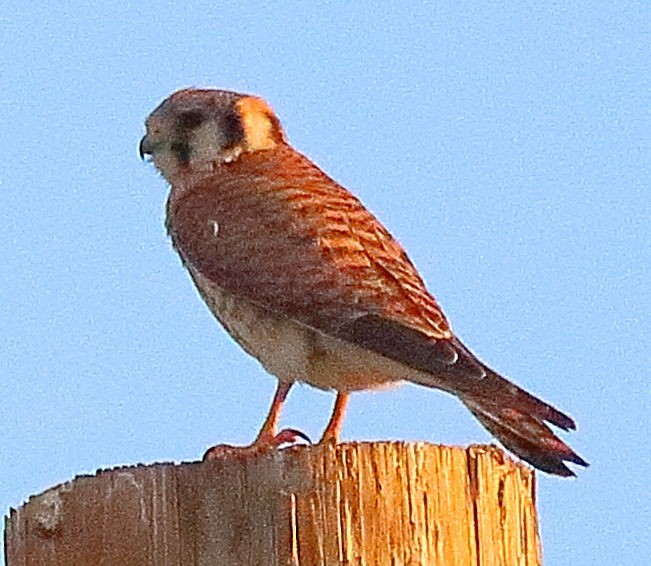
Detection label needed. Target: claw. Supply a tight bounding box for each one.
[272,427,311,447]
[202,427,311,461]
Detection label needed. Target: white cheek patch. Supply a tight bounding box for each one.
[191,121,244,165]
[192,121,226,162]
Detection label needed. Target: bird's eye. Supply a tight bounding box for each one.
[177,110,205,130]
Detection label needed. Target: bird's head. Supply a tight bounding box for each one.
[140,88,286,185]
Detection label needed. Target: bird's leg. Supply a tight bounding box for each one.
[203,381,309,461]
[252,381,308,446]
[319,392,350,444]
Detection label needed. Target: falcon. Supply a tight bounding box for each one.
[140,88,587,476]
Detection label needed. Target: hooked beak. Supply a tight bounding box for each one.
[139,135,154,160]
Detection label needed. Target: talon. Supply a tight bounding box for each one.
[272,427,311,447]
[202,428,310,461]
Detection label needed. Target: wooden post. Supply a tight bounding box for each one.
[5,442,541,565]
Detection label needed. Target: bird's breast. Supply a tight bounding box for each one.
[186,267,412,392]
[188,266,312,384]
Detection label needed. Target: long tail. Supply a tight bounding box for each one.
[460,367,588,476]
[338,314,587,476]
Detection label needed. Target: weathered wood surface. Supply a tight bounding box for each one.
[5,442,541,565]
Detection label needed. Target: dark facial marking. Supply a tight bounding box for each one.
[220,111,245,148]
[170,140,191,163]
[177,110,205,131]
[170,104,243,164]
[171,110,205,163]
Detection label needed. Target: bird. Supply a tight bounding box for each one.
[140,87,587,477]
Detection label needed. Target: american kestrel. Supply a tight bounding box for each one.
[140,88,587,476]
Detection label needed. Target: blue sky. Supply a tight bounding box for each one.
[2,2,649,564]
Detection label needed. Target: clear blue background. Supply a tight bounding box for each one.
[2,2,649,564]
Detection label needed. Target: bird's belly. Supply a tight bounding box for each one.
[188,269,410,391]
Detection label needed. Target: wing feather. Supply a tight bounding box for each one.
[167,146,454,364]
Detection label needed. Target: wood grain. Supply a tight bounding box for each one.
[5,442,541,565]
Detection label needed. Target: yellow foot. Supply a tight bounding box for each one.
[202,428,311,461]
